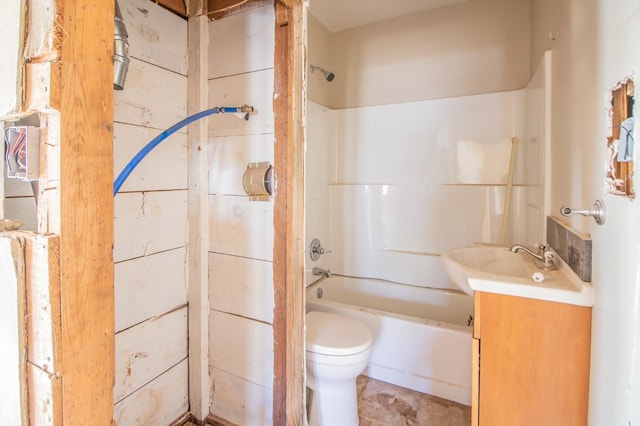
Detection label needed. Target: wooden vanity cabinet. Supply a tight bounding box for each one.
[471,291,592,426]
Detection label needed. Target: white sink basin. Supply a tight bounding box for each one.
[441,245,593,306]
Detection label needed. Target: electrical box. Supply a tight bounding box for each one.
[4,126,40,180]
[3,115,40,181]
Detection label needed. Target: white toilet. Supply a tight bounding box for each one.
[306,311,373,426]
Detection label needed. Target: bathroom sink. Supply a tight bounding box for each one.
[441,245,593,306]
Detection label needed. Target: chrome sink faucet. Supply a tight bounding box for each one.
[312,267,331,278]
[510,244,555,269]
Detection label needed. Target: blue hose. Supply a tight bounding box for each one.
[113,106,252,196]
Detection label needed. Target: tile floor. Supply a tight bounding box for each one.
[357,376,471,426]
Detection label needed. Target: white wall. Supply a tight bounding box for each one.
[207,5,275,425]
[530,0,640,424]
[326,0,531,109]
[307,15,333,107]
[112,0,189,423]
[0,0,22,116]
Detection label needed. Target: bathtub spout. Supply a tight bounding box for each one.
[312,267,331,278]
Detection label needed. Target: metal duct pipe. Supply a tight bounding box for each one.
[113,0,130,90]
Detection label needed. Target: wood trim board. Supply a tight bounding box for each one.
[186,9,211,422]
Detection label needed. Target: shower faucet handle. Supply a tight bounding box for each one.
[310,238,332,261]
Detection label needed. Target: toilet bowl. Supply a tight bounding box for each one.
[306,311,373,426]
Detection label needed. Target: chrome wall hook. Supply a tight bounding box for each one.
[560,199,606,225]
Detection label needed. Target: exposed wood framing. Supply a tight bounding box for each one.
[25,234,63,425]
[155,0,188,18]
[205,0,270,19]
[22,0,60,113]
[273,0,306,424]
[1,231,64,425]
[187,0,206,17]
[187,7,211,422]
[57,0,115,423]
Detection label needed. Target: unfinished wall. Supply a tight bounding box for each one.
[207,5,276,425]
[324,0,531,109]
[112,0,189,423]
[0,1,32,229]
[530,0,640,424]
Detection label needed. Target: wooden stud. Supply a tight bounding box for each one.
[205,0,270,19]
[273,0,306,424]
[24,234,63,425]
[57,0,115,423]
[187,9,211,422]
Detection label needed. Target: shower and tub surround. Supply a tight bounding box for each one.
[306,89,536,290]
[307,275,474,405]
[304,51,551,293]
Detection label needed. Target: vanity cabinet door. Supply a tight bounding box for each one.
[475,292,591,426]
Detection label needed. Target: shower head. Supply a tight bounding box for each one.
[310,64,335,82]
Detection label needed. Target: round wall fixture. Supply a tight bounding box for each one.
[242,162,273,201]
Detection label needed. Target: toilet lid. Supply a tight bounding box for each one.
[306,311,373,356]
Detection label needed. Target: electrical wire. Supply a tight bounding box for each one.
[113,106,252,196]
[5,127,28,171]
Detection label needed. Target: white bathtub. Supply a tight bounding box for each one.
[306,276,474,405]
